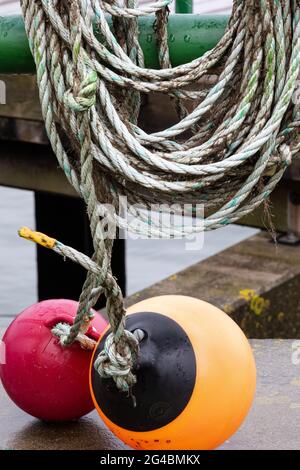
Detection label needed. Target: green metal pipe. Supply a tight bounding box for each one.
[175,0,193,14]
[0,14,228,74]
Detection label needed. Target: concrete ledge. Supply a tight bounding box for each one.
[1,338,300,450]
[126,233,300,338]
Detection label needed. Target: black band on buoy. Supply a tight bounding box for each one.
[91,312,196,432]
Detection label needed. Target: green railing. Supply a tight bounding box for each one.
[175,0,193,14]
[0,14,228,73]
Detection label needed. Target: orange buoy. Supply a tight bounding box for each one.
[90,295,256,450]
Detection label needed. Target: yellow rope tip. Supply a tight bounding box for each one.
[18,227,56,249]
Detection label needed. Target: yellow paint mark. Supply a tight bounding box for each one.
[240,289,270,316]
[18,227,56,249]
[240,289,255,302]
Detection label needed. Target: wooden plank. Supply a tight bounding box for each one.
[0,140,76,197]
[0,58,297,234]
[0,74,41,121]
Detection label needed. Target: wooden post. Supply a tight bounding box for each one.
[35,192,126,309]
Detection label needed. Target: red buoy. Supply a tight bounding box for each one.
[0,299,107,421]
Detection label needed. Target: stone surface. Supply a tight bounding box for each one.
[126,233,300,338]
[1,333,300,450]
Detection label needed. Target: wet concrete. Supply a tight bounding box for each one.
[1,335,300,450]
[2,233,300,449]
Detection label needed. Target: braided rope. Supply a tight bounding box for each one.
[20,0,300,394]
[52,322,97,350]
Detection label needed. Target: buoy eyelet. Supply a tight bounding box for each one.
[132,328,147,342]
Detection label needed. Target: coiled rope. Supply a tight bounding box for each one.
[20,0,300,394]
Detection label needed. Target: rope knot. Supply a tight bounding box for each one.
[52,322,96,350]
[65,71,98,113]
[94,330,140,394]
